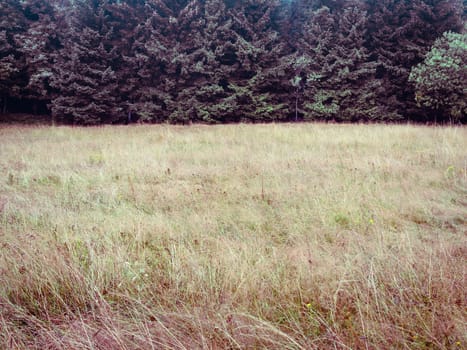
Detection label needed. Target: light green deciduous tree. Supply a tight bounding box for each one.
[409,30,467,122]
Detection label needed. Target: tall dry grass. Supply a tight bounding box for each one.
[0,123,465,349]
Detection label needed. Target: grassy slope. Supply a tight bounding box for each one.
[0,123,465,349]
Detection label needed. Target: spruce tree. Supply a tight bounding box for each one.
[2,0,465,124]
[161,0,222,123]
[135,0,290,123]
[106,0,171,123]
[49,0,122,124]
[223,0,289,122]
[326,2,383,121]
[16,0,63,116]
[287,0,381,121]
[0,0,27,114]
[365,0,464,120]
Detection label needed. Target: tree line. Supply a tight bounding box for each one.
[0,0,465,124]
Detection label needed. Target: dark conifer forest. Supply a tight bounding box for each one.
[0,0,465,124]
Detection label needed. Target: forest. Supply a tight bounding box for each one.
[0,0,466,125]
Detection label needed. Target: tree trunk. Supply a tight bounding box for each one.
[32,100,38,115]
[295,90,299,122]
[2,95,7,115]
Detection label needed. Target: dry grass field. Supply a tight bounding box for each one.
[0,123,466,349]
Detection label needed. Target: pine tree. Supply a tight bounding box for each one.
[326,2,383,121]
[105,0,171,123]
[49,0,122,124]
[16,0,63,116]
[287,0,381,121]
[2,0,465,124]
[133,0,290,123]
[223,0,289,122]
[0,0,27,114]
[161,0,223,123]
[365,0,464,120]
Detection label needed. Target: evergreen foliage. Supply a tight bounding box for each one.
[290,1,383,121]
[49,0,122,124]
[109,0,170,123]
[365,0,464,120]
[0,0,465,123]
[0,0,28,113]
[224,0,289,122]
[17,0,62,115]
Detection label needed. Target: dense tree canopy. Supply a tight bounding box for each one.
[0,0,465,124]
[409,30,467,122]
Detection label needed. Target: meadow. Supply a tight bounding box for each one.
[0,123,465,349]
